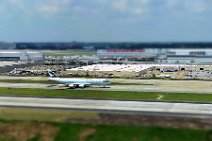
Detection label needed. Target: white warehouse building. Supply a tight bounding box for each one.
[0,51,44,62]
[157,49,212,64]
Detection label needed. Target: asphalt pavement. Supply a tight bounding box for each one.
[0,96,211,117]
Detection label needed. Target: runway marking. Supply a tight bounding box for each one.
[157,94,164,100]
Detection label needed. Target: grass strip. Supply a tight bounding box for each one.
[0,88,211,102]
[0,79,58,84]
[0,108,99,122]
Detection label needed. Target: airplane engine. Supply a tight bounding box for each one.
[59,84,66,87]
[79,84,86,88]
[68,84,75,88]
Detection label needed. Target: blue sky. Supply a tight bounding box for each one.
[0,0,211,42]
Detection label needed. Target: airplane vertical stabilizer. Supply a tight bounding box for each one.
[47,69,57,78]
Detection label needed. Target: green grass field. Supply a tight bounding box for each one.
[0,79,58,84]
[0,120,211,141]
[0,87,211,141]
[0,108,211,141]
[0,88,212,102]
[0,108,99,122]
[42,50,96,57]
[55,123,212,141]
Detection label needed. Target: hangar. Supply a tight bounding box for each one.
[0,51,44,62]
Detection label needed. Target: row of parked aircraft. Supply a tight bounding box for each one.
[47,69,111,89]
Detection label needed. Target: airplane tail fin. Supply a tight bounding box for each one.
[47,69,57,78]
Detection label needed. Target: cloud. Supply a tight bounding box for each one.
[113,0,127,12]
[1,0,211,21]
[0,0,193,18]
[166,0,210,13]
[184,0,208,13]
[132,8,144,15]
[38,5,60,14]
[6,0,72,15]
[37,0,72,14]
[9,0,28,11]
[112,0,149,15]
[0,4,4,13]
[166,0,181,7]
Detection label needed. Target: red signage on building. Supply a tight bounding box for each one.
[106,49,145,53]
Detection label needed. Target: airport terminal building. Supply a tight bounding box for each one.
[97,49,156,59]
[97,48,212,64]
[0,51,44,62]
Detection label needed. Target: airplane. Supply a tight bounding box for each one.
[47,69,111,88]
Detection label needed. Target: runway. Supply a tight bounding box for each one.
[0,96,211,116]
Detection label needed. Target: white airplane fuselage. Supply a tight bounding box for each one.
[49,77,111,88]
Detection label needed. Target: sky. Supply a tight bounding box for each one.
[0,0,212,42]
